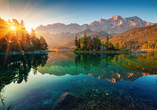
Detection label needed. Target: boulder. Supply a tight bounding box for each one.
[52,92,81,110]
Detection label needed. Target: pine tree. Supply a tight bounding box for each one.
[20,20,26,45]
[95,34,101,50]
[30,36,36,46]
[40,36,48,50]
[25,33,30,45]
[83,32,87,50]
[93,37,97,49]
[106,35,109,48]
[75,34,78,48]
[87,36,92,50]
[35,37,42,50]
[116,42,119,49]
[78,38,81,48]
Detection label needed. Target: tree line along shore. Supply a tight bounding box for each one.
[0,18,48,55]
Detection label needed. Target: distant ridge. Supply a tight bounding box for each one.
[102,24,157,49]
[35,15,154,34]
[36,29,109,47]
[52,24,157,49]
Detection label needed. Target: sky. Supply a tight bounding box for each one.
[0,0,157,32]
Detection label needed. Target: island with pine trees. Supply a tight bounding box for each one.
[74,32,130,53]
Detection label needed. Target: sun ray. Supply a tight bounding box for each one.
[21,1,39,20]
[5,0,11,19]
[3,42,10,68]
[2,22,29,67]
[3,32,12,68]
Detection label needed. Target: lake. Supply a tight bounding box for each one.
[1,52,157,110]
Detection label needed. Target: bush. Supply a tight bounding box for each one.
[74,48,78,51]
[124,48,130,52]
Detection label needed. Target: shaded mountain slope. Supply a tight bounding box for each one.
[102,24,157,49]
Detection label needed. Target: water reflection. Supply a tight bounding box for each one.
[0,54,48,108]
[112,53,157,74]
[38,53,157,83]
[75,53,115,69]
[1,52,157,110]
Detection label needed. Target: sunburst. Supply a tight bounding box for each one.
[10,26,15,30]
[3,24,27,67]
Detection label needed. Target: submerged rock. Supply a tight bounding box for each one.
[52,92,81,110]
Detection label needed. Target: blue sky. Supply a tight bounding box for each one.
[0,0,157,32]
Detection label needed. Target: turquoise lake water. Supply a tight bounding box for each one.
[1,52,157,110]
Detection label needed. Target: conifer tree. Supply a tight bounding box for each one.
[40,36,48,50]
[78,38,81,48]
[106,35,109,47]
[87,36,92,50]
[83,32,87,50]
[95,34,101,50]
[75,34,78,48]
[116,42,119,49]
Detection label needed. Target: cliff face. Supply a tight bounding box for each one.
[35,15,154,34]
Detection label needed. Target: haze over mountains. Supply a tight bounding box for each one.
[59,24,157,50]
[35,15,154,34]
[35,15,155,49]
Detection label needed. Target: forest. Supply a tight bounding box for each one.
[74,32,118,51]
[0,18,48,53]
[106,24,157,49]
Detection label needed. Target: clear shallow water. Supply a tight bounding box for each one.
[1,52,157,110]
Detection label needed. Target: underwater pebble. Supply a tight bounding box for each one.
[106,93,109,95]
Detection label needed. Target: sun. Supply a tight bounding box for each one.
[10,26,16,30]
[25,27,32,33]
[27,28,32,33]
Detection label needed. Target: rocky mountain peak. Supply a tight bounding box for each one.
[109,15,123,20]
[98,18,106,23]
[126,16,143,23]
[35,15,154,34]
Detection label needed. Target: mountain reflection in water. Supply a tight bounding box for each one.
[1,52,157,110]
[38,53,157,83]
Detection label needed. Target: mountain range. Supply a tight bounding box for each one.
[58,24,157,50]
[35,15,154,34]
[35,15,156,49]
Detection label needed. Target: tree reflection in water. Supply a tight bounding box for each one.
[0,53,48,109]
[75,53,116,70]
[74,53,157,82]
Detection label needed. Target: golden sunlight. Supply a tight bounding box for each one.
[26,27,32,33]
[10,26,15,30]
